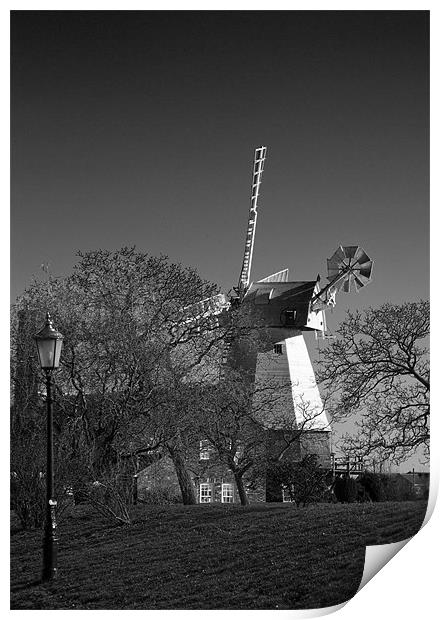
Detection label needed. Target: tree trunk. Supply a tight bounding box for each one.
[233,472,249,506]
[265,465,283,502]
[168,447,197,505]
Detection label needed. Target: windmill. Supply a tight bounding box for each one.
[231,148,373,312]
[185,145,374,381]
[184,147,373,499]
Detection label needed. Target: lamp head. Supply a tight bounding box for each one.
[34,312,64,371]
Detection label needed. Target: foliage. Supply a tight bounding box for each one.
[196,347,331,506]
[11,248,223,517]
[268,455,329,506]
[356,472,416,502]
[81,482,132,525]
[195,365,295,505]
[380,474,416,502]
[333,476,359,503]
[356,472,385,502]
[138,487,182,505]
[10,397,76,529]
[10,471,45,529]
[10,402,45,528]
[318,301,429,464]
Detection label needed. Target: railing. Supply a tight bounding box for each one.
[331,455,364,476]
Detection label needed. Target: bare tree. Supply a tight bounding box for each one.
[318,300,429,463]
[11,248,224,514]
[195,359,330,506]
[268,455,330,506]
[195,370,267,505]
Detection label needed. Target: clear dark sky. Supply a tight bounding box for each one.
[11,10,429,322]
[10,11,429,470]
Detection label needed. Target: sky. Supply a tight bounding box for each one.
[10,11,429,469]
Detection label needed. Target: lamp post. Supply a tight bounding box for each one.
[34,312,64,581]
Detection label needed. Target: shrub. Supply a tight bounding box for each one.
[139,487,182,505]
[11,406,75,529]
[356,472,416,502]
[11,459,75,529]
[357,472,385,502]
[381,474,415,501]
[10,470,45,529]
[333,476,359,503]
[10,421,48,528]
[268,455,329,506]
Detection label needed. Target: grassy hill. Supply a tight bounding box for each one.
[10,501,427,610]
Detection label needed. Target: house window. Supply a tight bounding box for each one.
[200,439,210,460]
[200,483,212,503]
[221,483,234,503]
[282,487,294,503]
[233,442,244,464]
[274,343,283,355]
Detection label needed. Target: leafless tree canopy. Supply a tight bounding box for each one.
[318,300,429,463]
[11,248,226,515]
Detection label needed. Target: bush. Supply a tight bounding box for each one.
[11,405,75,529]
[356,472,416,502]
[11,467,75,529]
[333,476,359,503]
[381,474,415,501]
[10,470,45,529]
[10,421,48,528]
[357,472,385,502]
[139,487,182,505]
[268,455,329,506]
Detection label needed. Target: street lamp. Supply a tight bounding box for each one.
[34,312,64,581]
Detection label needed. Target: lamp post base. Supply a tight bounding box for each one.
[42,499,58,581]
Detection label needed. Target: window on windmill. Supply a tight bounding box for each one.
[274,343,283,355]
[283,309,297,326]
[221,483,234,503]
[226,437,233,450]
[199,439,210,460]
[200,483,212,503]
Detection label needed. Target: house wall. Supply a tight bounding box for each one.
[135,455,181,502]
[136,428,332,505]
[300,432,332,468]
[135,452,240,504]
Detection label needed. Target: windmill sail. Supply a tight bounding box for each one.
[237,146,267,298]
[258,268,289,283]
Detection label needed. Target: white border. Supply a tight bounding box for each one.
[5,4,437,619]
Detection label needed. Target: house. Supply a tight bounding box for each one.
[401,471,430,498]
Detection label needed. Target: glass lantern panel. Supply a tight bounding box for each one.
[53,338,63,368]
[37,338,56,369]
[37,338,63,369]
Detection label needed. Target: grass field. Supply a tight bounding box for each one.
[10,501,427,610]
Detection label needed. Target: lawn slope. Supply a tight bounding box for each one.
[10,501,427,610]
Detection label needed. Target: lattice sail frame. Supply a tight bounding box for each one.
[237,146,267,297]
